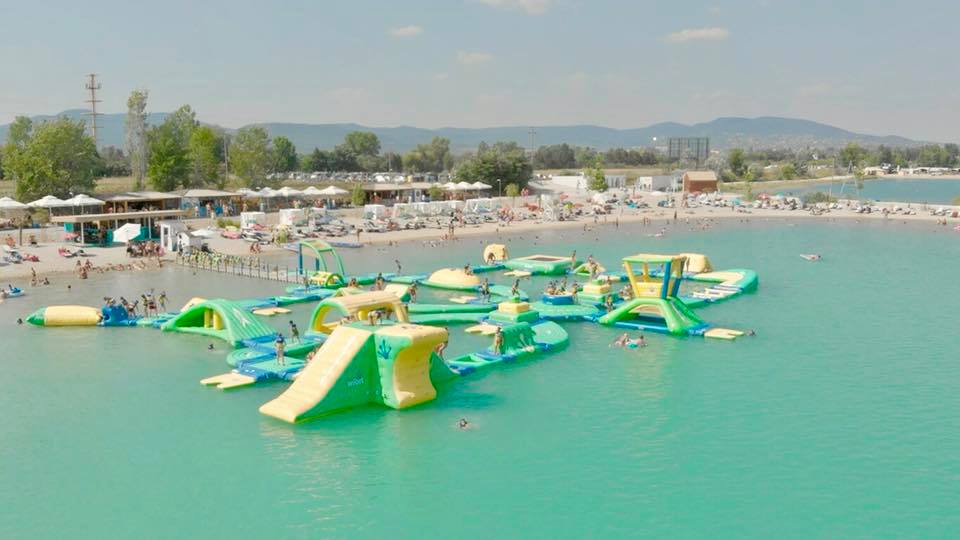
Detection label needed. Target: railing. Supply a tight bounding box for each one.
[175,251,303,284]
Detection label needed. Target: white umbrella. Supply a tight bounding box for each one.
[28,195,69,208]
[442,182,458,190]
[301,186,324,196]
[64,194,104,206]
[318,186,348,196]
[235,188,256,196]
[276,186,302,197]
[0,197,28,210]
[456,181,473,190]
[471,182,492,190]
[258,187,281,198]
[111,223,142,244]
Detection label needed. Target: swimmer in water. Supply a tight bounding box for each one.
[17,318,23,325]
[458,418,469,429]
[612,333,630,347]
[208,343,215,351]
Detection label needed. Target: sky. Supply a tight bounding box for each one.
[1,0,957,141]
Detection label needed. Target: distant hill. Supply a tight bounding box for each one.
[0,111,924,153]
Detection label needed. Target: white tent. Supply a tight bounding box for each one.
[28,195,69,208]
[111,223,142,244]
[64,194,104,206]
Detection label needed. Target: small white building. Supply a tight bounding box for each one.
[636,175,678,192]
[158,220,188,253]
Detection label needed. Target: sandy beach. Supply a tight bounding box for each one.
[1,194,957,286]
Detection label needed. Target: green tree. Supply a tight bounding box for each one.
[188,126,223,188]
[728,148,747,178]
[146,122,191,191]
[350,182,366,206]
[167,105,197,144]
[504,183,520,199]
[4,117,100,200]
[779,163,797,180]
[6,116,33,148]
[302,148,332,171]
[586,155,608,191]
[341,131,381,157]
[428,185,444,200]
[853,168,865,198]
[839,143,867,170]
[231,126,273,187]
[403,137,452,172]
[125,89,149,189]
[454,141,532,189]
[98,146,131,177]
[271,136,298,173]
[534,143,576,169]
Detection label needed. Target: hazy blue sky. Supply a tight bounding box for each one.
[1,0,956,140]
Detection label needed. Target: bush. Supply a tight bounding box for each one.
[216,218,240,229]
[801,191,836,205]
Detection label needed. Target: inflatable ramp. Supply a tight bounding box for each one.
[259,323,452,423]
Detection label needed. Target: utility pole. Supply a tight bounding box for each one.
[84,73,102,146]
[528,127,537,161]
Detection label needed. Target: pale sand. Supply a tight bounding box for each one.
[1,198,957,284]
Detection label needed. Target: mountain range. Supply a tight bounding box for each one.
[0,109,924,153]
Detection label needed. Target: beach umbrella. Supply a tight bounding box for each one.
[301,186,324,197]
[64,194,104,206]
[442,182,458,190]
[28,195,69,208]
[111,223,142,244]
[0,197,28,211]
[235,188,256,196]
[318,186,348,196]
[471,182,492,190]
[276,186,302,197]
[456,181,473,190]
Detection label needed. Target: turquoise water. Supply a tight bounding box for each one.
[787,177,960,204]
[2,219,960,539]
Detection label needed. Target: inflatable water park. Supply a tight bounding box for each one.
[22,239,758,424]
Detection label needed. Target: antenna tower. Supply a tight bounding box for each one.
[84,73,102,145]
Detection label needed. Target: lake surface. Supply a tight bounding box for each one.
[2,219,959,539]
[787,177,960,204]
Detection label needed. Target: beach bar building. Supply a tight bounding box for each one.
[682,171,719,193]
[52,208,186,245]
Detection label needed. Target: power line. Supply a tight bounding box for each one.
[84,73,102,146]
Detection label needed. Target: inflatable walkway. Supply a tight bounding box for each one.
[259,323,454,423]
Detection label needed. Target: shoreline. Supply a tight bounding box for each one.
[2,202,956,285]
[724,173,960,192]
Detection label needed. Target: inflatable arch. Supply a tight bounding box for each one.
[308,291,409,335]
[162,298,276,347]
